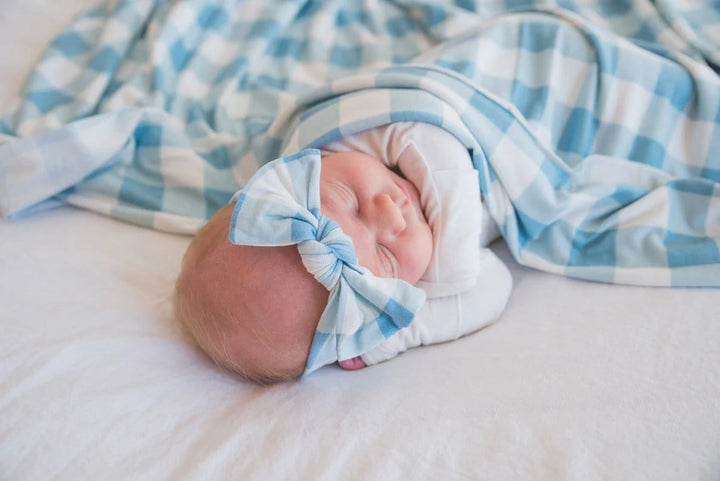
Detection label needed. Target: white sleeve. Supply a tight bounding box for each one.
[360,247,513,365]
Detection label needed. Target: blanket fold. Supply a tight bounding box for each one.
[1,0,719,286]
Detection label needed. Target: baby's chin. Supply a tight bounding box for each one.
[338,356,366,370]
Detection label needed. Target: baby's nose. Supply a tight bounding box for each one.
[372,193,406,237]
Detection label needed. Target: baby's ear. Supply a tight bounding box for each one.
[338,357,366,370]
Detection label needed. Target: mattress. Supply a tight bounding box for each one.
[1,1,719,480]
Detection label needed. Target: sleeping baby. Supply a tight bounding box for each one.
[174,122,512,383]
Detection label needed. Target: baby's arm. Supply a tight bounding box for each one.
[352,247,512,367]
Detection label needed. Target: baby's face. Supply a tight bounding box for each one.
[319,152,433,284]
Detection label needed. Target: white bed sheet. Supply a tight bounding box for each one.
[2,1,720,480]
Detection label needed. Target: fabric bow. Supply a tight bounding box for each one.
[229,149,426,373]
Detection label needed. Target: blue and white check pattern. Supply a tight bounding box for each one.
[1,0,719,286]
[228,149,425,373]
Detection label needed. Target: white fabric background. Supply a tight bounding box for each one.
[1,1,719,480]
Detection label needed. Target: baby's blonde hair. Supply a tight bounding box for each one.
[174,205,307,384]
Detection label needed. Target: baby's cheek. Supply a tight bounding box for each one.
[395,240,432,284]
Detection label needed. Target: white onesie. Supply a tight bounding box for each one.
[320,122,512,365]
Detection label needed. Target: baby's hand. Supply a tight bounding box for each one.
[338,356,366,370]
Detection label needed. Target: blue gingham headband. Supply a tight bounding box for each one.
[229,149,426,374]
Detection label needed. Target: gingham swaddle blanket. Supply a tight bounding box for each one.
[1,0,719,286]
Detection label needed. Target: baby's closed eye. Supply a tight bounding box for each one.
[323,180,357,213]
[377,244,398,278]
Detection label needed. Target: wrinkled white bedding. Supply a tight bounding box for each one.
[1,1,719,480]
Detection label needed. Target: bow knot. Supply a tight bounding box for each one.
[299,216,357,290]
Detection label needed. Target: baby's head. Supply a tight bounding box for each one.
[174,204,329,382]
[175,151,432,382]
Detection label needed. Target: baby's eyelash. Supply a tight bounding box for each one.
[377,244,398,278]
[350,188,359,214]
[331,181,358,213]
